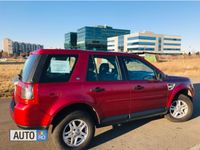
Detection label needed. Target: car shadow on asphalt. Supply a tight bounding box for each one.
[192,83,200,118]
[89,83,200,149]
[89,116,160,149]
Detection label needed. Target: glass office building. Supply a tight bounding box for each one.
[107,31,182,54]
[64,32,77,49]
[77,25,130,51]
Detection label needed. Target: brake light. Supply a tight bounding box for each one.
[21,84,34,100]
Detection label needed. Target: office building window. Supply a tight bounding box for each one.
[128,42,155,46]
[128,36,156,41]
[163,48,180,51]
[164,38,181,41]
[164,43,181,46]
[127,48,155,51]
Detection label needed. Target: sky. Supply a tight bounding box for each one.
[0,1,200,52]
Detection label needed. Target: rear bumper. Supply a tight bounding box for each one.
[10,99,51,128]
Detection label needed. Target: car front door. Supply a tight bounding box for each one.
[85,55,131,124]
[120,56,168,115]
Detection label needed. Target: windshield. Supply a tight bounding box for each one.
[21,54,39,82]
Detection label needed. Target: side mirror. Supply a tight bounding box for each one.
[157,72,165,81]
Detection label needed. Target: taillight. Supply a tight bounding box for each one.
[21,84,34,100]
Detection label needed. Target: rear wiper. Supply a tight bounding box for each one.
[18,69,23,80]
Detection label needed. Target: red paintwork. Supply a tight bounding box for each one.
[10,49,194,127]
[165,76,195,108]
[129,80,168,112]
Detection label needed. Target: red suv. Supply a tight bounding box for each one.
[10,49,194,149]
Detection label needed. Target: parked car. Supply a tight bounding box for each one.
[10,49,194,150]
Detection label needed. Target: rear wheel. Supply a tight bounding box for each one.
[165,94,193,122]
[52,111,95,150]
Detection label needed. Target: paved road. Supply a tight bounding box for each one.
[0,82,200,150]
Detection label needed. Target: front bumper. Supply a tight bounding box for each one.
[10,99,51,129]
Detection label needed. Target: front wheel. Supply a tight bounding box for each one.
[52,111,95,150]
[165,94,193,122]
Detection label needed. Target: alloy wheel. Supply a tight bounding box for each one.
[169,99,189,119]
[62,119,89,147]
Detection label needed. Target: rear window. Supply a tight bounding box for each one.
[21,54,39,82]
[40,55,78,82]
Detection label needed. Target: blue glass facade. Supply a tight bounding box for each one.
[77,26,130,50]
[64,32,77,49]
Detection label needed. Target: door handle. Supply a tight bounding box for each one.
[134,85,144,91]
[90,87,105,92]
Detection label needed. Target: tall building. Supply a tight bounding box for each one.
[3,38,43,55]
[76,25,130,51]
[64,32,77,49]
[107,31,182,54]
[3,38,13,54]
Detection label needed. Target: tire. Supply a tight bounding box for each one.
[165,94,193,122]
[52,110,95,150]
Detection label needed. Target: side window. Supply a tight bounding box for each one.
[40,55,77,82]
[122,57,156,80]
[87,55,121,81]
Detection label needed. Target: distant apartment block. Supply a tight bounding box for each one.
[64,32,77,49]
[3,38,43,55]
[64,25,130,51]
[3,38,13,54]
[107,31,182,54]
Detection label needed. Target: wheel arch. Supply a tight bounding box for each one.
[167,88,193,108]
[174,89,192,100]
[50,103,100,132]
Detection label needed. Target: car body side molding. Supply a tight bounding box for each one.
[100,107,167,127]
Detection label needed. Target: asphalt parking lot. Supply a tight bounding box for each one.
[0,82,200,150]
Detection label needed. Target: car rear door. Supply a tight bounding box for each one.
[119,56,168,115]
[84,54,131,123]
[37,54,79,113]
